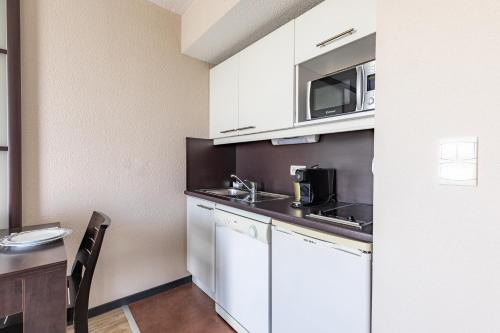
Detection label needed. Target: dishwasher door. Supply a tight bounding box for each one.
[215,209,270,333]
[272,225,372,333]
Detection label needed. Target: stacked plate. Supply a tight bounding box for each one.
[0,227,72,248]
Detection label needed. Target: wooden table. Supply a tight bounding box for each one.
[0,223,67,333]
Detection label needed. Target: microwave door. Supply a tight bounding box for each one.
[308,68,358,120]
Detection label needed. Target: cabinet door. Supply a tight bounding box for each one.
[238,21,294,135]
[209,54,239,138]
[186,196,215,297]
[295,0,376,65]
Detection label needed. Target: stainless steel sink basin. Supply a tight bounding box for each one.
[202,188,249,197]
[198,188,289,203]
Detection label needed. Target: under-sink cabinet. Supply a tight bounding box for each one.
[186,196,215,299]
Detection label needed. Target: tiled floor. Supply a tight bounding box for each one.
[129,283,234,333]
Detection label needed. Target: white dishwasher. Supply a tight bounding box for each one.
[272,221,372,333]
[215,205,271,333]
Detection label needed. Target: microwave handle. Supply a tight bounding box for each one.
[356,65,364,111]
[306,81,312,120]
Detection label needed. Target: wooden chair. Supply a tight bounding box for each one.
[67,211,111,333]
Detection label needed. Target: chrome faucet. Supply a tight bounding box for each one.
[230,174,258,194]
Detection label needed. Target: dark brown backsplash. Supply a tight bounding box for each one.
[235,130,374,204]
[186,138,235,191]
[186,129,374,204]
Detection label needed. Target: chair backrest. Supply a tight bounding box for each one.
[70,211,111,332]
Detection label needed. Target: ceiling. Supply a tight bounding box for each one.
[148,0,194,15]
[183,0,324,64]
[148,0,325,64]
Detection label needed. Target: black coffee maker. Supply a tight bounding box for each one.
[292,167,336,207]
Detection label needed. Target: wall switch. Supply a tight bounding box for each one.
[290,165,306,176]
[439,137,478,186]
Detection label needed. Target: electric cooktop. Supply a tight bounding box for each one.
[307,203,373,229]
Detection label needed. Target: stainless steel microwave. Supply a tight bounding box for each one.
[307,60,375,120]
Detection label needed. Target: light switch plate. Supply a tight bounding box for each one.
[439,137,478,186]
[290,165,306,176]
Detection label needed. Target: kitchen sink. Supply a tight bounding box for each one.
[202,188,249,197]
[198,188,289,203]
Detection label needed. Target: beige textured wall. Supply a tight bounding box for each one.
[373,0,500,332]
[21,0,209,307]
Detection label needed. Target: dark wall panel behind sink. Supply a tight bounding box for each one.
[186,138,236,191]
[235,130,374,204]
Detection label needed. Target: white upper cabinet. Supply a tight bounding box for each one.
[209,54,239,139]
[238,21,295,135]
[209,0,376,143]
[294,0,376,65]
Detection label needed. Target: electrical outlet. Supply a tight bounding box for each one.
[290,165,306,176]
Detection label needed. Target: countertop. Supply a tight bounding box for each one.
[185,190,373,243]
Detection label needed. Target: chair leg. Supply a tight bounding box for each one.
[74,312,89,333]
[67,307,74,326]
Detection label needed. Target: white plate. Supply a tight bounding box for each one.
[0,227,72,248]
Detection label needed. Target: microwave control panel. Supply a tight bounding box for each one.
[362,61,376,111]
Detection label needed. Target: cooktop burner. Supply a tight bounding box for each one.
[307,203,373,229]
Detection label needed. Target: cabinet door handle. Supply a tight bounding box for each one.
[219,129,237,134]
[237,126,256,131]
[196,204,214,211]
[316,28,355,48]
